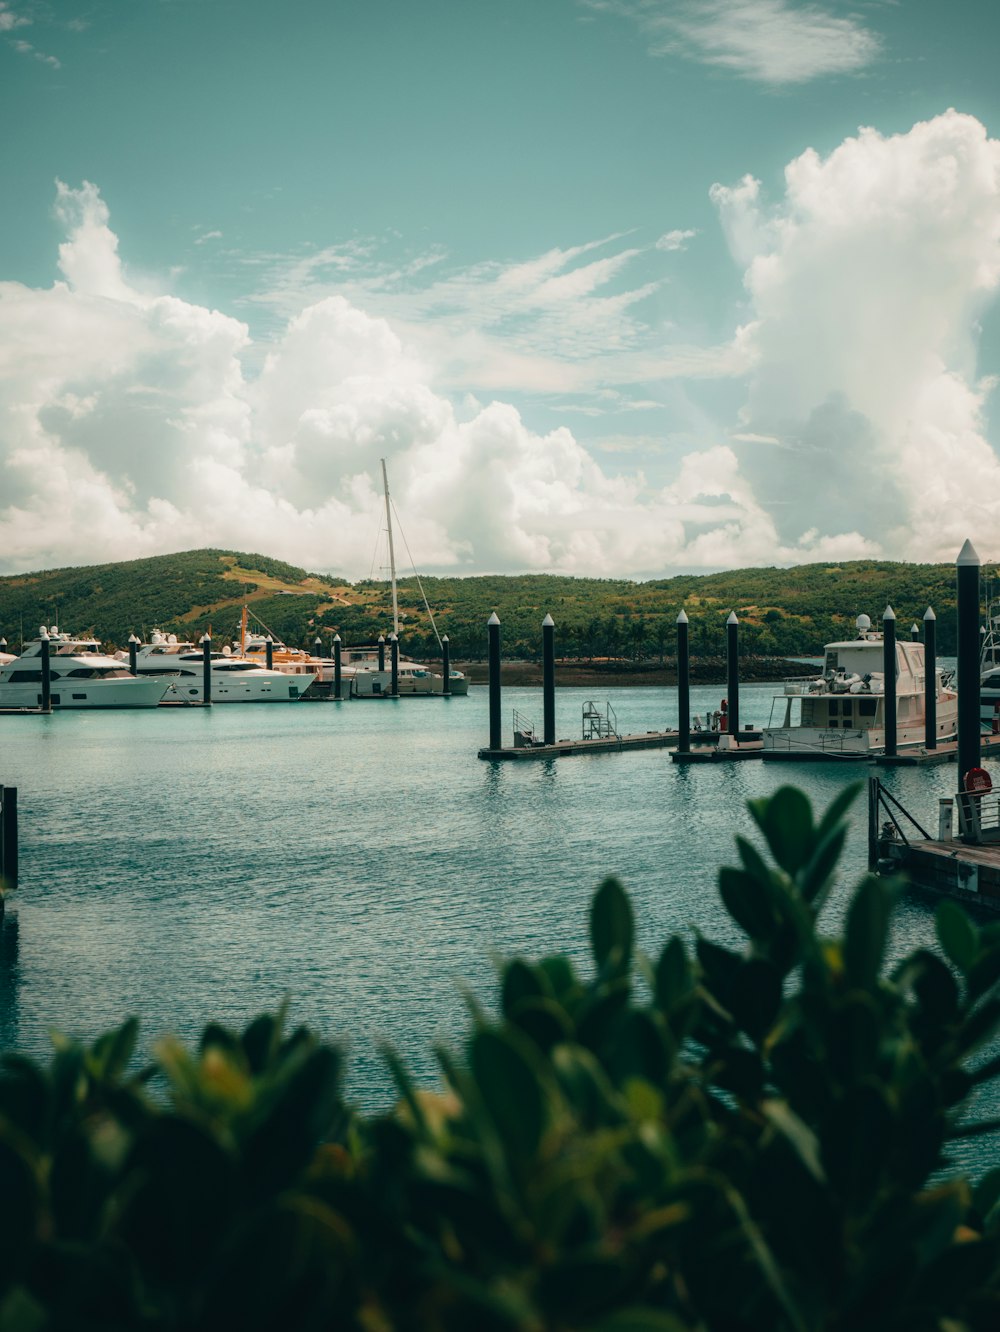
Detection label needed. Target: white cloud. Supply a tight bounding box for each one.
[715,109,1000,561]
[0,183,787,579]
[195,230,223,245]
[0,3,28,32]
[582,0,880,85]
[656,229,698,252]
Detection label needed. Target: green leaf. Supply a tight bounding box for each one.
[748,786,815,875]
[762,1099,826,1183]
[719,867,778,942]
[814,781,862,843]
[590,877,633,976]
[936,900,978,974]
[587,1311,689,1332]
[501,959,549,1018]
[470,1028,547,1159]
[843,875,891,989]
[654,936,692,1012]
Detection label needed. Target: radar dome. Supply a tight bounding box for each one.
[856,614,872,632]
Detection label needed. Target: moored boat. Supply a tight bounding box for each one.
[129,632,316,702]
[1,628,171,709]
[763,613,957,758]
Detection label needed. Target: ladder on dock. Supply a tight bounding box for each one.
[582,700,619,741]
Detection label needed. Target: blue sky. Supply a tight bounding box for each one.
[3,0,1000,577]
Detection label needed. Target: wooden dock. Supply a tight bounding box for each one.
[478,729,688,760]
[672,734,763,763]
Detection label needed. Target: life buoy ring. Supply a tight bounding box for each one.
[964,767,992,794]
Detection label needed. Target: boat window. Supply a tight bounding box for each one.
[829,698,839,715]
[859,699,877,717]
[8,670,42,683]
[825,651,838,673]
[67,667,97,678]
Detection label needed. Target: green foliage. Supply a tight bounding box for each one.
[3,789,1000,1330]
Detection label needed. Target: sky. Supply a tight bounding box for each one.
[3,0,1000,580]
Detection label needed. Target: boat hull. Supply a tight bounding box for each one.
[0,678,169,709]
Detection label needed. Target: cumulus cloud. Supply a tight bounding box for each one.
[656,229,698,252]
[0,3,28,32]
[715,109,1000,561]
[581,0,880,85]
[0,182,791,578]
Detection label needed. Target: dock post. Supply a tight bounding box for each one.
[488,612,502,751]
[883,606,897,757]
[390,634,399,697]
[726,611,740,741]
[442,635,451,696]
[128,633,139,675]
[39,631,51,713]
[265,636,274,669]
[200,633,212,706]
[676,611,690,754]
[911,623,921,642]
[333,634,342,700]
[542,613,556,745]
[867,776,878,871]
[378,635,386,672]
[314,636,322,667]
[957,539,982,783]
[924,606,937,750]
[1,787,17,891]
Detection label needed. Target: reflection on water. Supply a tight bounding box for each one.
[0,682,996,1170]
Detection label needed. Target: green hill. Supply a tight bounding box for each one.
[0,549,979,659]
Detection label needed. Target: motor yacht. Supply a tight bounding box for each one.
[129,632,316,702]
[0,628,171,709]
[763,613,957,758]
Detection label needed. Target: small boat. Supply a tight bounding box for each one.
[981,600,1000,731]
[129,632,316,702]
[1,628,171,709]
[763,613,957,758]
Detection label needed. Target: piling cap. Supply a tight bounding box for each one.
[128,633,139,644]
[957,539,981,567]
[883,605,896,621]
[390,633,398,641]
[542,613,554,627]
[727,611,739,625]
[266,635,273,643]
[199,633,211,644]
[333,633,341,643]
[315,636,322,644]
[0,638,5,647]
[924,606,936,621]
[488,612,500,626]
[378,634,385,643]
[442,633,449,642]
[39,627,48,640]
[911,623,920,634]
[676,610,688,624]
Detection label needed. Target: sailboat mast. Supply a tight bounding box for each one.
[381,457,400,636]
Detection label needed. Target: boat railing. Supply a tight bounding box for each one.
[765,727,868,755]
[956,791,1000,845]
[582,700,619,740]
[866,777,931,869]
[512,708,538,748]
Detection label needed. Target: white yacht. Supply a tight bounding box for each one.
[981,602,1000,730]
[130,632,316,702]
[763,613,958,758]
[0,629,171,709]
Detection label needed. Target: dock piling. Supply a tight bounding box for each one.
[1,787,17,891]
[957,539,982,783]
[265,636,274,670]
[442,635,451,696]
[911,623,921,642]
[726,611,740,741]
[200,633,212,706]
[883,606,897,757]
[128,633,139,675]
[39,632,51,713]
[488,613,502,751]
[924,606,937,750]
[333,634,342,700]
[378,635,385,672]
[676,611,690,754]
[542,613,555,746]
[390,634,399,697]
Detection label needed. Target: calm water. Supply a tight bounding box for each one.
[0,682,994,1150]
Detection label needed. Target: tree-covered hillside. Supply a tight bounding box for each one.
[0,550,983,659]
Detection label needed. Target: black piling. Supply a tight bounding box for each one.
[676,611,690,754]
[333,634,342,700]
[957,539,982,783]
[265,636,274,670]
[911,623,920,642]
[201,633,212,706]
[314,637,322,665]
[883,606,897,758]
[924,606,937,750]
[726,612,740,740]
[442,635,451,697]
[1,787,17,891]
[378,635,386,672]
[128,634,139,675]
[542,613,556,746]
[390,634,399,697]
[39,634,51,713]
[488,612,501,751]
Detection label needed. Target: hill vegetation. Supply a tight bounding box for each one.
[0,549,983,660]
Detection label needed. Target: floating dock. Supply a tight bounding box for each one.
[478,729,688,760]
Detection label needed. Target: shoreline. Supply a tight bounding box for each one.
[453,656,816,688]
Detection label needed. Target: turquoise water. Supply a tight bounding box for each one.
[0,683,991,1129]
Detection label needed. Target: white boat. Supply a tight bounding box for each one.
[981,600,1000,731]
[0,628,171,709]
[763,613,958,758]
[344,459,469,698]
[129,632,316,702]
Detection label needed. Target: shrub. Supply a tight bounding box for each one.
[2,786,1000,1330]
